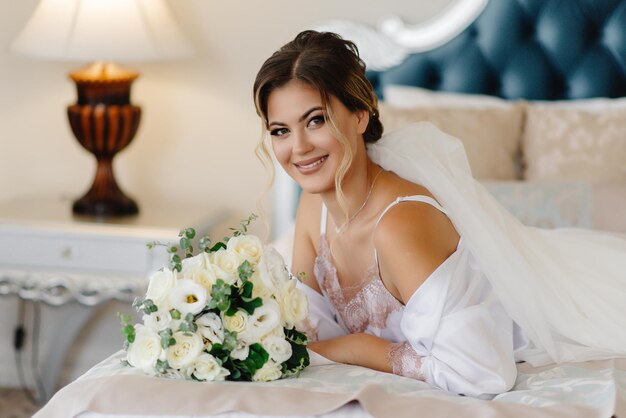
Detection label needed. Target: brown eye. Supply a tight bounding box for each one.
[270,127,289,138]
[307,115,325,128]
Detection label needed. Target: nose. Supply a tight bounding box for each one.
[292,129,314,155]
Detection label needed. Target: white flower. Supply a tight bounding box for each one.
[182,254,217,291]
[262,335,292,364]
[210,249,244,285]
[166,331,204,370]
[186,353,230,381]
[227,234,263,264]
[252,360,282,382]
[275,280,309,329]
[196,312,224,344]
[127,325,162,373]
[223,310,249,334]
[169,279,208,316]
[250,273,274,300]
[230,340,250,361]
[243,299,281,342]
[143,309,172,332]
[146,268,177,310]
[264,247,291,287]
[255,247,290,295]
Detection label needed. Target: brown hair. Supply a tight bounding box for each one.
[253,30,383,221]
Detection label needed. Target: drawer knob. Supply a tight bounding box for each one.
[61,247,73,259]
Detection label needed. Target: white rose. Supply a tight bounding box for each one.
[250,273,274,300]
[275,280,309,329]
[186,353,230,381]
[146,268,177,309]
[264,247,291,288]
[167,331,204,370]
[143,309,172,332]
[182,254,217,291]
[169,279,208,316]
[196,312,224,344]
[127,325,162,373]
[243,299,281,342]
[230,340,250,361]
[223,310,249,334]
[252,360,282,382]
[210,249,243,285]
[227,234,263,264]
[261,335,292,364]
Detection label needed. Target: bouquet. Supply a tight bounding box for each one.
[120,215,310,382]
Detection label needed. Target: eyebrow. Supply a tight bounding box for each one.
[268,106,323,127]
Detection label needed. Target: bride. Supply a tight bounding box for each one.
[252,30,626,398]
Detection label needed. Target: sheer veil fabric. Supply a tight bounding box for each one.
[367,122,626,366]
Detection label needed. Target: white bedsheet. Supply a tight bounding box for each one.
[35,350,626,418]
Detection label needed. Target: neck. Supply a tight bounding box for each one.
[321,155,380,233]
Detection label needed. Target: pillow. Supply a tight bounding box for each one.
[481,181,592,229]
[482,181,626,233]
[379,103,523,180]
[382,85,513,109]
[522,105,626,183]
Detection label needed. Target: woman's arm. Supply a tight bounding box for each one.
[308,333,393,373]
[291,191,322,293]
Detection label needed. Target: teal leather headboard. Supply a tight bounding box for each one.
[367,0,626,100]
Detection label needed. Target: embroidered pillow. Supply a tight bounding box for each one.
[522,106,626,183]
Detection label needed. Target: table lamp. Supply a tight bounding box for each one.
[11,0,193,217]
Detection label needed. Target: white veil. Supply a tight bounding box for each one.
[367,122,626,366]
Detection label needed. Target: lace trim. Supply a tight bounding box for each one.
[387,341,425,380]
[313,235,403,334]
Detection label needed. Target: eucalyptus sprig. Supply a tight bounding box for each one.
[146,214,258,273]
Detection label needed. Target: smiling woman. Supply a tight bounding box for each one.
[251,29,626,399]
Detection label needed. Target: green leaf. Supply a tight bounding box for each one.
[170,309,181,320]
[248,343,269,369]
[222,330,237,351]
[210,279,233,312]
[237,260,254,281]
[199,236,211,252]
[159,329,176,349]
[168,246,178,254]
[180,237,191,250]
[155,359,169,374]
[121,324,135,344]
[209,241,227,252]
[185,228,196,239]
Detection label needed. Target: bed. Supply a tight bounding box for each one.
[34,1,626,417]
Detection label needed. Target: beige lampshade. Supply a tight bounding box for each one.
[11,0,193,62]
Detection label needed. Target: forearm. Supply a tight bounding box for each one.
[308,333,393,374]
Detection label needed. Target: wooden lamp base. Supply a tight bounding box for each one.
[67,62,141,217]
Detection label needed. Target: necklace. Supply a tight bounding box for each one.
[336,167,384,234]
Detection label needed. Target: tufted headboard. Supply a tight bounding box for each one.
[367,0,626,101]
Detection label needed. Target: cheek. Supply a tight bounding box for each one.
[271,140,291,168]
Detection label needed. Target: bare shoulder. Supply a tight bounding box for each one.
[373,176,460,304]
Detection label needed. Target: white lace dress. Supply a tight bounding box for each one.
[298,195,536,399]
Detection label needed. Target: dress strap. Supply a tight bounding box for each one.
[320,204,328,235]
[375,195,447,229]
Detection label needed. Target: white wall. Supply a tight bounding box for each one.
[0,0,454,392]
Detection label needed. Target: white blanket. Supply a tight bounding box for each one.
[33,350,626,418]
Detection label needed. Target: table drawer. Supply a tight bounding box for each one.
[0,231,160,274]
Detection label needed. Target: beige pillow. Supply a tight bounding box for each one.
[379,103,523,180]
[522,106,626,183]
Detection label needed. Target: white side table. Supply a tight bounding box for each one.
[0,197,236,402]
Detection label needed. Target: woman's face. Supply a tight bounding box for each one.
[266,79,368,194]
